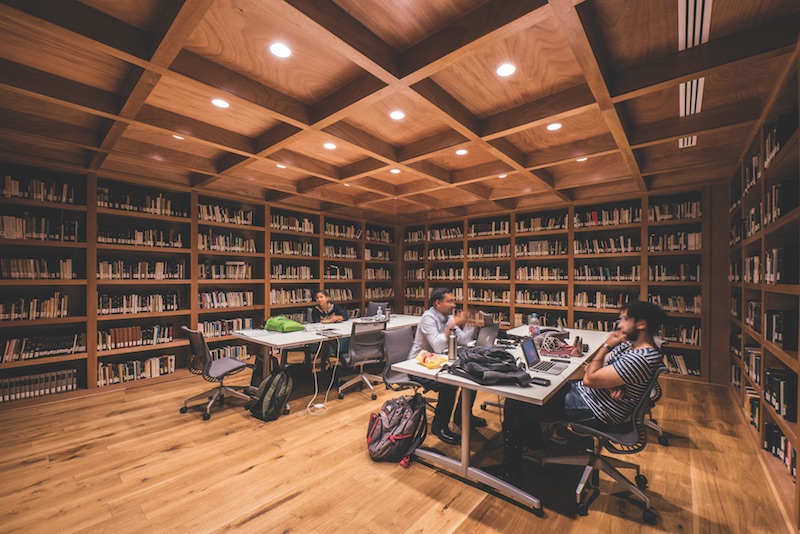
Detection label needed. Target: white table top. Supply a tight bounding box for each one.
[393,327,606,406]
[232,314,421,349]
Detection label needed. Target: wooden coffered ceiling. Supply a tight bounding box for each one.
[0,0,798,222]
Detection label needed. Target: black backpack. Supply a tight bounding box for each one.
[444,346,532,386]
[367,393,427,468]
[246,367,293,421]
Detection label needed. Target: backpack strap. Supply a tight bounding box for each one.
[400,393,428,468]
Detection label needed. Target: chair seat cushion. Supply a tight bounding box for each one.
[209,357,249,379]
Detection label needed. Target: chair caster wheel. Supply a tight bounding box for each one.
[532,507,544,517]
[650,418,658,425]
[635,474,648,489]
[643,509,657,525]
[658,436,670,446]
[180,407,188,414]
[371,393,377,400]
[338,393,344,400]
[202,413,211,420]
[219,398,224,406]
[577,503,589,516]
[282,406,290,415]
[480,403,487,410]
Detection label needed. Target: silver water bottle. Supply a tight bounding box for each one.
[448,331,457,361]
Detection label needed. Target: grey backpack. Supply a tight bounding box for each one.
[366,393,427,467]
[246,368,292,421]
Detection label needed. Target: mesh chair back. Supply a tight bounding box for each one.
[182,326,216,382]
[382,327,416,389]
[603,366,668,455]
[366,301,389,317]
[345,320,387,366]
[306,307,314,323]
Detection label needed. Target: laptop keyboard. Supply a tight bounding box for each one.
[531,361,555,372]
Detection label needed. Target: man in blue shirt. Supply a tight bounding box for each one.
[497,301,665,483]
[408,287,485,445]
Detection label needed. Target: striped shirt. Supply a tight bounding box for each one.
[574,341,662,425]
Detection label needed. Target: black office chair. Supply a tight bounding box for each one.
[278,308,314,368]
[179,326,254,420]
[382,327,437,412]
[366,301,389,317]
[337,320,387,400]
[541,366,668,524]
[647,337,670,446]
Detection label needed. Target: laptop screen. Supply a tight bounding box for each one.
[475,323,500,347]
[521,338,541,367]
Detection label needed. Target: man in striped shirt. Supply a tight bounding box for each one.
[497,301,665,484]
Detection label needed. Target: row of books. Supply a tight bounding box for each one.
[1,215,80,241]
[731,364,741,387]
[658,324,701,346]
[649,263,700,282]
[574,206,641,227]
[515,266,567,281]
[648,200,701,221]
[662,352,699,376]
[404,229,425,243]
[1,258,76,280]
[323,245,358,259]
[647,231,701,251]
[743,255,760,283]
[2,333,86,362]
[764,310,799,350]
[405,268,425,280]
[1,369,77,402]
[731,295,741,319]
[404,305,425,315]
[649,294,701,314]
[516,240,567,256]
[428,248,464,260]
[210,344,249,362]
[467,244,511,259]
[97,324,173,351]
[97,292,180,315]
[97,227,184,248]
[324,222,362,240]
[743,153,761,196]
[745,300,761,332]
[0,293,69,321]
[764,367,797,422]
[97,355,175,387]
[198,232,257,253]
[516,214,567,233]
[574,237,640,254]
[764,247,799,285]
[574,291,636,310]
[468,267,509,280]
[466,288,510,304]
[403,249,422,261]
[270,240,314,256]
[97,260,186,280]
[198,317,253,337]
[97,187,188,217]
[763,113,798,169]
[763,421,796,479]
[518,313,565,328]
[729,220,742,246]
[198,203,254,225]
[744,203,761,238]
[270,214,315,234]
[468,220,510,237]
[573,318,615,331]
[745,342,762,384]
[745,386,760,429]
[365,268,392,280]
[427,226,463,240]
[405,287,426,299]
[364,287,395,299]
[271,265,313,280]
[763,180,798,227]
[574,265,639,282]
[364,248,391,261]
[197,291,254,309]
[730,330,742,359]
[3,175,75,204]
[467,310,509,327]
[269,287,314,305]
[515,290,566,306]
[199,261,253,280]
[729,259,741,283]
[324,265,354,280]
[364,229,392,243]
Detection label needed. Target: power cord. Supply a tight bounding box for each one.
[306,338,341,416]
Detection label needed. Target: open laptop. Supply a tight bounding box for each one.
[474,323,500,347]
[521,338,568,375]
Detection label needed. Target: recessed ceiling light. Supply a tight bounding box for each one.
[172,135,184,140]
[389,110,405,120]
[498,174,507,178]
[576,157,588,162]
[270,42,291,58]
[455,149,468,155]
[276,163,287,169]
[323,142,336,150]
[496,63,516,77]
[390,168,401,174]
[211,98,229,108]
[546,122,562,131]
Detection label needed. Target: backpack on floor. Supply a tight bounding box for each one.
[246,367,293,422]
[366,393,427,468]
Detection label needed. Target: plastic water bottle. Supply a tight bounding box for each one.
[529,313,541,336]
[376,306,383,319]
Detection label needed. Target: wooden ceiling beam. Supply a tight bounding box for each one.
[549,0,647,192]
[400,0,549,83]
[395,179,447,197]
[0,109,99,149]
[629,99,762,148]
[347,177,398,197]
[270,149,340,180]
[322,122,397,162]
[397,129,469,163]
[296,176,336,194]
[410,79,481,137]
[481,84,597,139]
[279,0,400,82]
[406,160,453,185]
[311,74,391,126]
[612,14,800,102]
[451,161,515,184]
[340,158,389,180]
[150,1,215,66]
[526,133,618,169]
[641,157,738,177]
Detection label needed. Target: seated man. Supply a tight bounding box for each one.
[497,301,665,483]
[408,287,485,446]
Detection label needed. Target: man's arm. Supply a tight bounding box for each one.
[418,314,448,353]
[581,330,627,389]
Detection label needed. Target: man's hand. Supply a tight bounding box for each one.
[451,310,468,328]
[604,330,627,349]
[609,386,625,400]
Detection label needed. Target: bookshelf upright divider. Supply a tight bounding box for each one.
[86,173,98,391]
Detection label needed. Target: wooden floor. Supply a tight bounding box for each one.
[0,368,792,533]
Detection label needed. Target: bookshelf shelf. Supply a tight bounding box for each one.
[0,316,87,328]
[197,279,266,285]
[96,279,189,286]
[0,279,87,286]
[647,218,702,227]
[574,252,640,259]
[197,305,265,315]
[763,285,800,296]
[0,352,88,370]
[94,368,191,392]
[0,197,86,211]
[663,342,702,351]
[97,340,190,357]
[204,334,242,343]
[197,250,263,258]
[664,311,702,319]
[648,281,702,287]
[647,250,702,257]
[95,244,191,254]
[573,306,623,314]
[762,339,800,371]
[198,220,265,231]
[96,311,190,322]
[515,229,568,237]
[573,222,642,232]
[96,207,190,223]
[0,239,86,249]
[573,281,641,286]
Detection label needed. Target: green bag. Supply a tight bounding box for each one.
[264,316,305,333]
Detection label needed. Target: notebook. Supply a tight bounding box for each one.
[474,323,500,347]
[521,338,568,375]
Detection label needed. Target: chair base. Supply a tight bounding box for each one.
[182,384,252,420]
[338,372,383,399]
